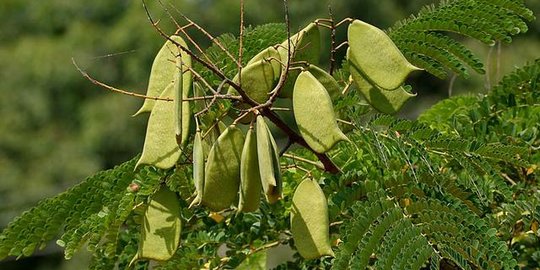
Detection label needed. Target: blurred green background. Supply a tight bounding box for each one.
[0,0,538,269]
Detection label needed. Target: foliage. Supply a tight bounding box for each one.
[1,0,539,269]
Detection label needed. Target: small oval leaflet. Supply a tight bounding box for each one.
[256,115,282,204]
[201,125,245,211]
[291,179,334,259]
[132,185,181,262]
[238,127,262,212]
[293,71,348,154]
[136,84,181,169]
[348,19,421,90]
[191,129,205,206]
[349,57,416,114]
[134,35,185,116]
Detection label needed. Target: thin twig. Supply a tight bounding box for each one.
[448,73,457,97]
[165,1,241,68]
[496,41,502,82]
[72,58,172,101]
[328,5,337,75]
[142,0,258,106]
[485,44,494,92]
[283,153,325,170]
[239,0,245,88]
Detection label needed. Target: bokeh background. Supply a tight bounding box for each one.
[0,0,538,269]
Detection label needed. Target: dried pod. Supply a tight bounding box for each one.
[293,71,348,153]
[201,125,245,211]
[291,179,334,259]
[348,19,421,90]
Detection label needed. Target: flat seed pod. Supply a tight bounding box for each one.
[133,185,181,262]
[277,23,321,98]
[201,125,245,211]
[134,35,185,116]
[191,130,205,206]
[136,84,181,169]
[307,64,341,100]
[248,46,282,81]
[348,20,421,90]
[227,59,275,104]
[349,58,416,114]
[278,23,320,67]
[173,39,193,148]
[291,179,334,259]
[256,116,282,204]
[293,71,348,154]
[238,127,262,212]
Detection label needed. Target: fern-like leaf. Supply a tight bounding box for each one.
[389,0,535,78]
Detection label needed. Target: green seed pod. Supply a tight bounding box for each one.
[248,46,282,81]
[134,35,185,116]
[132,185,181,262]
[202,125,245,211]
[291,179,334,259]
[349,56,415,114]
[238,127,262,212]
[136,84,181,169]
[256,116,282,204]
[227,59,276,104]
[191,130,205,206]
[173,39,193,148]
[293,71,348,153]
[278,23,320,67]
[277,23,321,98]
[348,20,421,90]
[307,64,342,100]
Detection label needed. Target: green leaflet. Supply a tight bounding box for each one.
[136,84,181,169]
[132,185,181,262]
[201,125,245,211]
[291,179,334,259]
[349,57,416,115]
[191,130,204,206]
[238,127,262,212]
[248,46,282,81]
[277,23,321,98]
[134,35,185,116]
[173,37,192,148]
[348,20,421,90]
[256,116,282,204]
[307,64,341,100]
[293,71,348,153]
[227,59,276,104]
